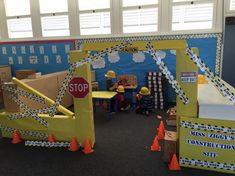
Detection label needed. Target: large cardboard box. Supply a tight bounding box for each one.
[0,65,12,103]
[3,71,73,112]
[57,71,73,108]
[16,69,36,79]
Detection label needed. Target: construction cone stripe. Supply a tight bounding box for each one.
[82,139,94,154]
[12,130,21,144]
[151,136,161,151]
[168,153,181,171]
[48,134,55,143]
[68,137,79,152]
[157,120,165,140]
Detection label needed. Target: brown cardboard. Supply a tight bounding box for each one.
[57,71,73,108]
[3,71,73,112]
[0,65,12,103]
[91,71,96,82]
[16,69,36,79]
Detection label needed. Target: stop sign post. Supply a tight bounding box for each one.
[69,77,90,98]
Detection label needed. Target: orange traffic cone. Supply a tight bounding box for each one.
[12,130,21,144]
[68,137,79,152]
[48,134,55,143]
[168,153,181,171]
[82,139,94,154]
[157,120,165,140]
[151,136,161,151]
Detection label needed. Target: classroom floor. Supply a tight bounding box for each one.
[0,107,232,176]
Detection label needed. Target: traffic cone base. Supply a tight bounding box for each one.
[68,137,79,152]
[82,139,94,154]
[168,154,181,171]
[151,136,161,152]
[48,134,55,143]
[151,145,161,152]
[12,131,21,144]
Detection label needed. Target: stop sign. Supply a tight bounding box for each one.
[68,77,89,98]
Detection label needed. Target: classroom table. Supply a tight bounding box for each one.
[92,91,117,119]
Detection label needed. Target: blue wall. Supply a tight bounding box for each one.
[91,38,217,102]
[0,41,74,76]
[0,37,218,102]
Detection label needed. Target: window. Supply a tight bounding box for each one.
[122,0,158,33]
[39,0,70,37]
[78,0,111,35]
[172,0,215,31]
[230,0,235,11]
[4,0,33,38]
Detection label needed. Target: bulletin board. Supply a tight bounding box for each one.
[0,40,76,76]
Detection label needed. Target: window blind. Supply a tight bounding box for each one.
[41,15,69,37]
[172,3,213,30]
[80,12,111,35]
[123,8,158,33]
[7,18,33,38]
[230,0,235,10]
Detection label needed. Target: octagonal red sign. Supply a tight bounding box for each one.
[68,77,89,98]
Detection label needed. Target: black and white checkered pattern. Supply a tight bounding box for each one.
[146,42,189,104]
[9,95,48,128]
[25,140,70,147]
[180,157,235,171]
[186,48,235,104]
[2,84,46,104]
[0,125,48,139]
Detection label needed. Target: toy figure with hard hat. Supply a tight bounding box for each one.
[116,85,130,111]
[136,87,154,116]
[105,70,118,91]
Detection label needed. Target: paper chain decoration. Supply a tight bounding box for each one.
[146,42,189,104]
[186,48,235,104]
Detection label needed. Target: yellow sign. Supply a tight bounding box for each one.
[179,116,235,174]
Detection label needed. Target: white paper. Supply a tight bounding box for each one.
[65,45,70,53]
[12,46,17,54]
[2,47,7,54]
[44,55,49,64]
[29,56,38,64]
[52,45,57,54]
[39,46,44,54]
[8,57,14,65]
[18,56,23,64]
[30,45,35,54]
[56,55,62,64]
[21,46,26,54]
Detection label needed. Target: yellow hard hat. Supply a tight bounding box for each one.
[105,70,116,79]
[117,85,125,93]
[139,87,150,95]
[198,74,208,84]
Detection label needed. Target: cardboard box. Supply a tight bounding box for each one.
[27,72,42,79]
[91,71,96,82]
[57,71,73,108]
[0,65,12,103]
[3,71,73,112]
[16,69,36,79]
[163,131,177,162]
